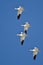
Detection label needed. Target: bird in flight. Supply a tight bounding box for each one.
[29,47,39,60]
[15,6,24,19]
[21,22,30,34]
[17,32,27,45]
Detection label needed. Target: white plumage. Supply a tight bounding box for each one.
[29,47,39,60]
[17,32,27,45]
[21,22,30,34]
[15,6,24,19]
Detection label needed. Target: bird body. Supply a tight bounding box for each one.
[15,6,24,19]
[17,32,27,45]
[21,22,30,34]
[29,47,39,60]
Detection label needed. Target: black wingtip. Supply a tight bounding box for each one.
[21,40,24,45]
[33,55,37,60]
[17,14,21,19]
[24,30,27,34]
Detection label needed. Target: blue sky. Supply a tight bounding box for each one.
[0,0,43,65]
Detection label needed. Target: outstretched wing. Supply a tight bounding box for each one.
[33,55,37,60]
[24,30,27,34]
[17,13,21,19]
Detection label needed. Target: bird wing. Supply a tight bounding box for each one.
[33,55,37,60]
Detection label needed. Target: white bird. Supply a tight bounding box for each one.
[15,6,24,19]
[21,22,30,34]
[17,32,27,45]
[29,47,39,60]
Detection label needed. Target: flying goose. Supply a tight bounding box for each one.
[21,22,30,34]
[17,32,27,45]
[29,47,39,60]
[15,6,24,19]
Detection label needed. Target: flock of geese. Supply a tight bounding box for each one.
[15,6,39,60]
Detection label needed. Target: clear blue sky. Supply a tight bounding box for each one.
[0,0,43,65]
